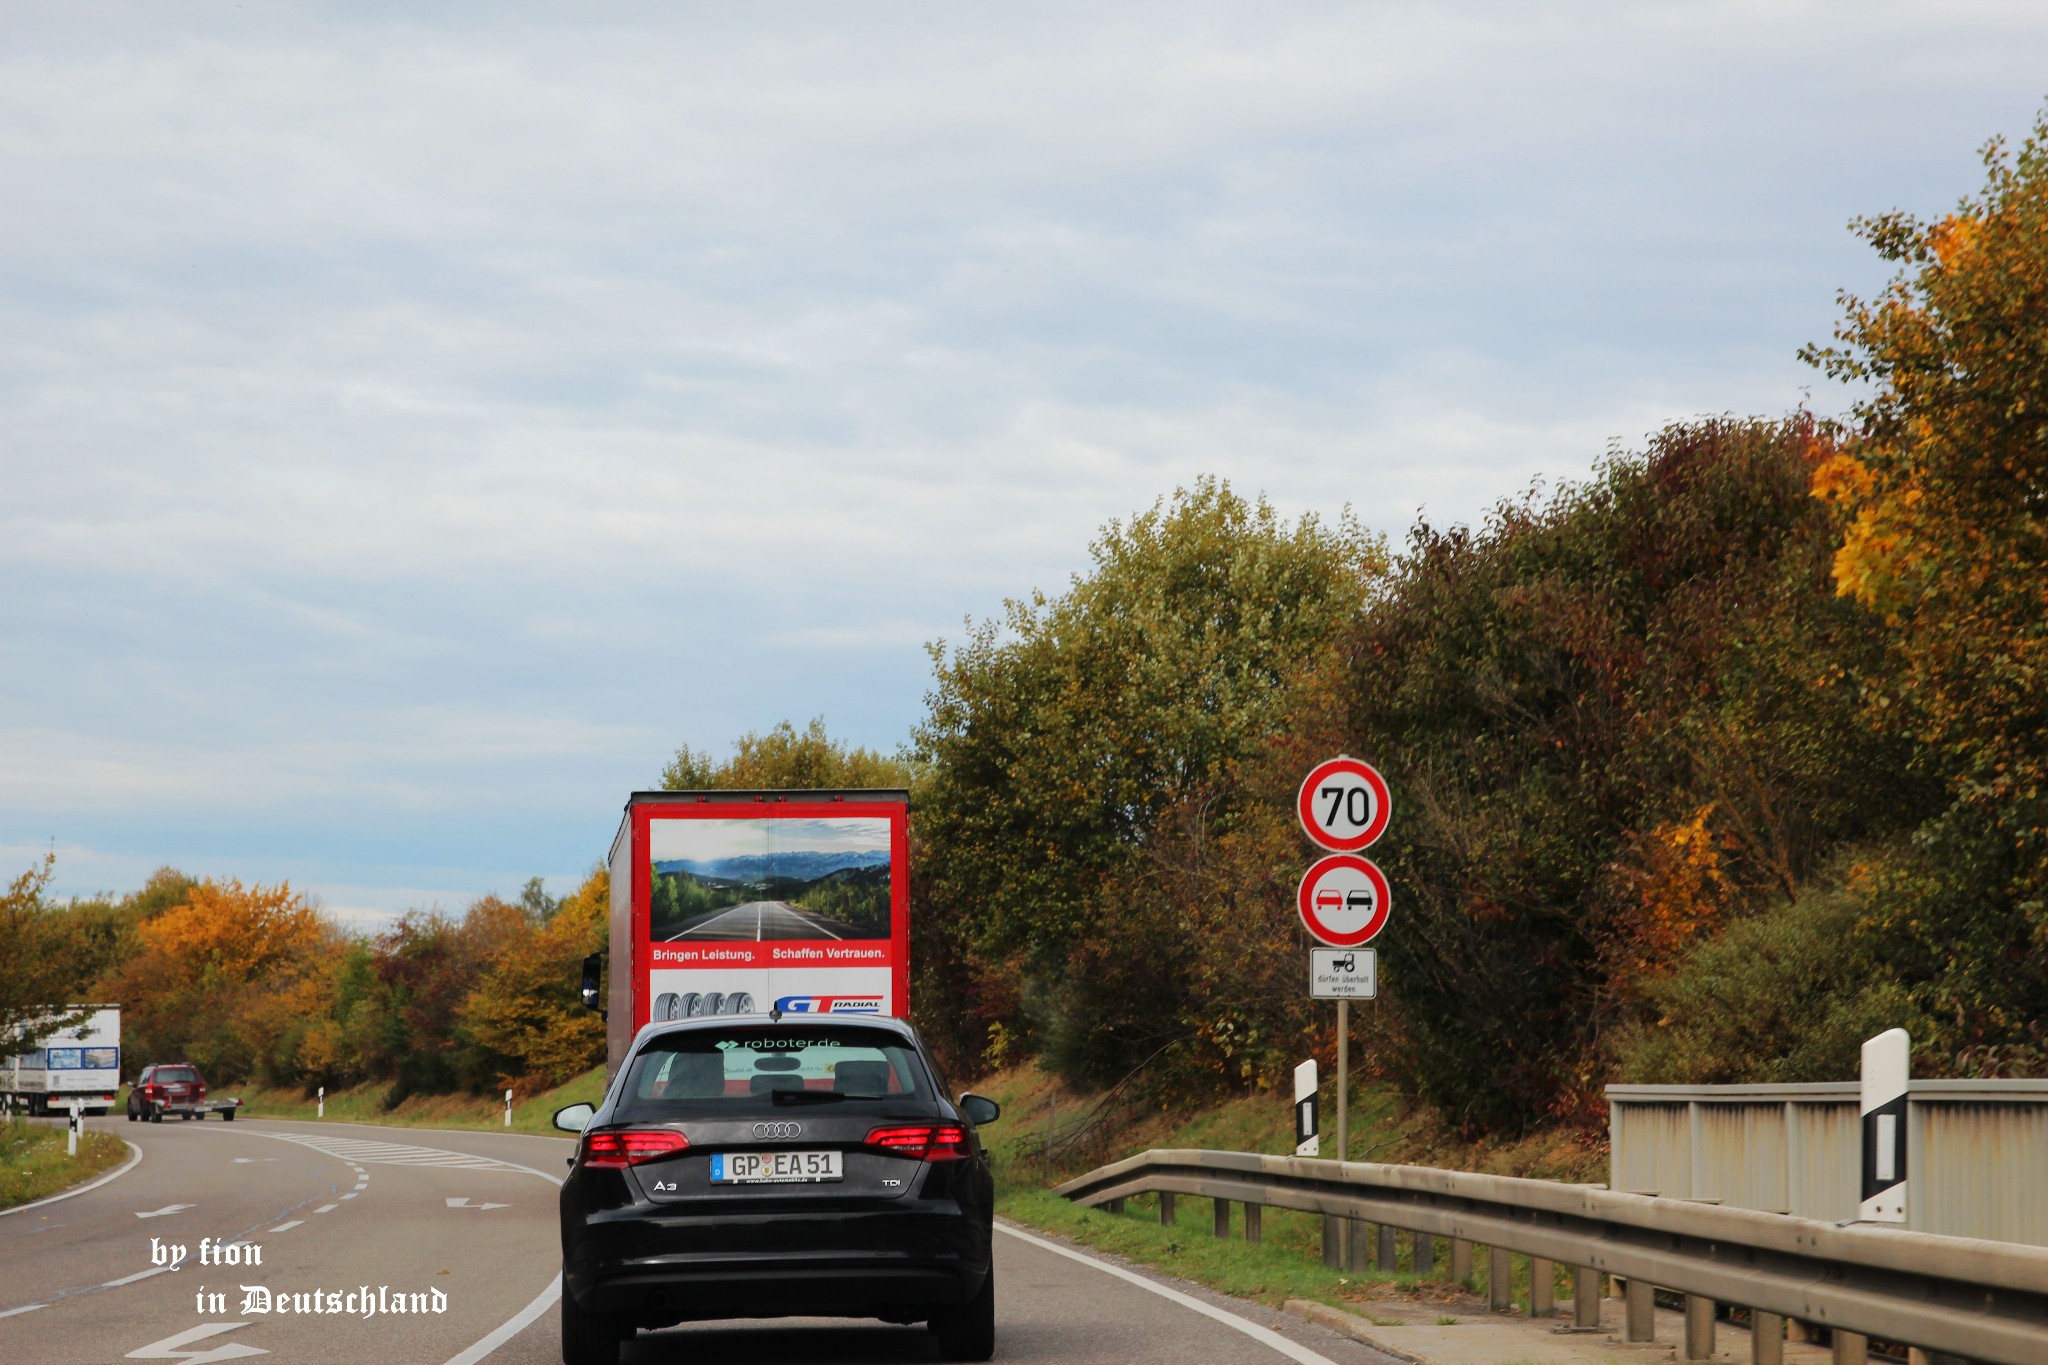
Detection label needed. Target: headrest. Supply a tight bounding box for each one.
[833,1060,894,1094]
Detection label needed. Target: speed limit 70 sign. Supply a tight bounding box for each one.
[1297,755,1391,851]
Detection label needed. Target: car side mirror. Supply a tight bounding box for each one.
[959,1093,1000,1126]
[553,1102,595,1133]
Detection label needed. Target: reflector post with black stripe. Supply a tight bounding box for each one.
[1293,1058,1319,1157]
[1859,1027,1909,1223]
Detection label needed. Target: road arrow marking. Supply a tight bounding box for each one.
[124,1321,267,1361]
[445,1197,509,1211]
[134,1204,194,1219]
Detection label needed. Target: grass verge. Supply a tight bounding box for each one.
[0,1118,128,1211]
[229,1069,602,1138]
[997,1184,1408,1311]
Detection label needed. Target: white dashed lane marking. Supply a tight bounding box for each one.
[269,1220,303,1233]
[256,1132,526,1173]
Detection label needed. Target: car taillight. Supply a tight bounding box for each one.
[581,1129,689,1168]
[864,1124,971,1162]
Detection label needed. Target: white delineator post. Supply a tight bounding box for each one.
[66,1100,81,1157]
[504,1088,513,1127]
[317,1086,325,1119]
[1859,1027,1909,1223]
[1293,1059,1319,1157]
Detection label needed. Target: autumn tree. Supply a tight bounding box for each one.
[914,478,1382,1084]
[0,858,90,1054]
[1800,108,2048,1067]
[1345,419,1922,1132]
[459,869,609,1089]
[101,879,336,1084]
[661,718,915,791]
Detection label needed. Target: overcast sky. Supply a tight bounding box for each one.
[5,3,2044,924]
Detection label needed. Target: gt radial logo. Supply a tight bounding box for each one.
[751,1121,803,1140]
[773,995,884,1014]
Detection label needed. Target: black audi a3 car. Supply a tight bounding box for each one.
[553,1012,1000,1365]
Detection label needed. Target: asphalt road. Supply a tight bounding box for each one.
[0,1115,1396,1365]
[665,901,873,942]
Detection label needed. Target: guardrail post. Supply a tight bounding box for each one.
[1488,1247,1513,1311]
[1413,1231,1435,1278]
[1243,1203,1261,1244]
[1531,1257,1554,1317]
[1683,1295,1715,1361]
[1624,1277,1654,1342]
[1450,1238,1473,1284]
[1833,1330,1868,1365]
[1158,1191,1175,1227]
[1105,1197,1123,1215]
[1213,1198,1230,1239]
[1752,1311,1785,1365]
[1378,1223,1398,1273]
[1322,1215,1340,1267]
[1572,1266,1601,1329]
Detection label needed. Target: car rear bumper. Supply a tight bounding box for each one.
[565,1206,990,1322]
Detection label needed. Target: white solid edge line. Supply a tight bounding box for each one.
[994,1222,1341,1365]
[0,1139,143,1219]
[439,1272,561,1365]
[0,1303,48,1319]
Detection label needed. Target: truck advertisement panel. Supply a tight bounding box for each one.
[608,791,910,1072]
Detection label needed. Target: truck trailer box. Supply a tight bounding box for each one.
[604,789,910,1074]
[3,1005,122,1115]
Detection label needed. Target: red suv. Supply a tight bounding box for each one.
[126,1063,237,1122]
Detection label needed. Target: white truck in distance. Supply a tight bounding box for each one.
[2,1006,122,1116]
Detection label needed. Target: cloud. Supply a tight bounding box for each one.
[3,1,2045,908]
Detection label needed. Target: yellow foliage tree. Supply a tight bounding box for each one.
[458,868,609,1090]
[1804,113,2048,863]
[102,879,336,1083]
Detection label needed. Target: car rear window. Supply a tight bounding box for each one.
[155,1067,198,1083]
[616,1026,931,1121]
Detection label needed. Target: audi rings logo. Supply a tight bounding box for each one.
[751,1121,803,1140]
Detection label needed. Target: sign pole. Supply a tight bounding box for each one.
[1336,1000,1348,1164]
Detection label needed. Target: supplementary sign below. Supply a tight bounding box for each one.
[1297,755,1392,852]
[1296,854,1391,947]
[1310,949,1377,1000]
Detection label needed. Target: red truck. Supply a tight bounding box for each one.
[126,1062,241,1122]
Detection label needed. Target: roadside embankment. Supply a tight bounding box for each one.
[231,1068,605,1136]
[976,1061,1607,1321]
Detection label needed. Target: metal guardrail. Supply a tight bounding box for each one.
[1056,1148,2048,1365]
[1608,1080,2048,1246]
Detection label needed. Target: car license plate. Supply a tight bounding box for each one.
[710,1150,842,1184]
